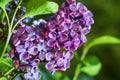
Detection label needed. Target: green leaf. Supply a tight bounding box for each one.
[81,56,102,76]
[0,8,1,12]
[39,65,53,80]
[0,8,2,15]
[24,0,59,18]
[0,0,12,9]
[88,36,120,48]
[7,44,11,51]
[0,40,5,53]
[79,74,94,80]
[81,36,120,61]
[53,72,62,80]
[0,9,6,21]
[62,76,70,80]
[0,77,8,80]
[74,51,80,61]
[0,58,12,73]
[0,28,2,32]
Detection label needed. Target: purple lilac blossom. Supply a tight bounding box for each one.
[15,76,22,80]
[45,51,73,74]
[45,0,94,73]
[10,22,48,79]
[24,66,41,80]
[46,0,94,51]
[9,0,94,79]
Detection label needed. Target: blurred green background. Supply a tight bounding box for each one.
[50,0,120,80]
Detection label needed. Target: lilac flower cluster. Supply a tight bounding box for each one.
[46,0,94,51]
[9,0,94,79]
[10,22,48,80]
[45,0,94,73]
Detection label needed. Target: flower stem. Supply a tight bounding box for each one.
[80,46,90,61]
[0,0,23,59]
[0,31,11,59]
[4,67,15,76]
[73,64,81,80]
[13,73,24,80]
[2,8,10,28]
[0,59,12,67]
[11,0,23,28]
[12,16,25,33]
[0,8,11,59]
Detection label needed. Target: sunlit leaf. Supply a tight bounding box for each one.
[0,0,11,9]
[87,36,120,48]
[0,77,8,80]
[24,0,59,18]
[81,55,102,76]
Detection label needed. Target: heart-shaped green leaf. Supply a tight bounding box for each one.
[81,36,120,61]
[24,0,59,18]
[0,0,11,9]
[88,36,120,48]
[81,55,102,76]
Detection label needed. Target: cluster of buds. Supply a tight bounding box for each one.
[9,0,94,79]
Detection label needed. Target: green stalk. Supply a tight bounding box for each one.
[0,59,12,67]
[12,16,25,32]
[73,64,81,80]
[0,30,11,59]
[13,73,21,80]
[0,8,11,59]
[4,67,15,76]
[10,0,23,27]
[80,46,90,61]
[2,8,10,28]
[0,67,14,79]
[0,0,23,59]
[73,45,91,80]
